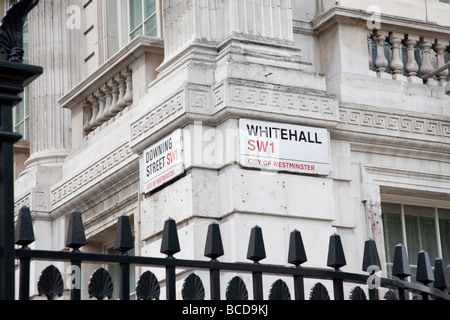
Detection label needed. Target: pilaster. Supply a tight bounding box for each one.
[15,1,84,229]
[24,0,83,172]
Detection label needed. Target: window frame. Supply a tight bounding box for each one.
[126,0,161,41]
[381,196,450,281]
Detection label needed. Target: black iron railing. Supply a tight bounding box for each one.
[14,207,450,301]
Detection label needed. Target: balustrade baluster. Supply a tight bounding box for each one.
[419,37,436,85]
[368,35,373,69]
[123,68,133,107]
[403,35,420,79]
[88,94,100,129]
[116,73,127,112]
[389,32,405,79]
[373,30,389,76]
[102,83,113,121]
[109,78,120,116]
[95,89,106,125]
[433,39,449,86]
[83,101,93,134]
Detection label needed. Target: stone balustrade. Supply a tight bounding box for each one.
[58,36,164,147]
[82,68,133,134]
[368,29,450,86]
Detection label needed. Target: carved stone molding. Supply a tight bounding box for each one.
[130,90,185,147]
[130,79,339,154]
[50,143,136,209]
[338,106,450,143]
[14,194,30,216]
[214,81,339,123]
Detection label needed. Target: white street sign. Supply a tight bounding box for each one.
[240,119,331,175]
[140,129,184,194]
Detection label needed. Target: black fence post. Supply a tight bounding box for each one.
[161,218,180,300]
[204,222,224,300]
[416,250,434,300]
[362,239,381,300]
[392,243,411,300]
[114,214,134,301]
[247,226,266,300]
[66,210,87,301]
[0,0,42,300]
[288,230,307,300]
[15,206,35,300]
[434,258,447,293]
[327,233,346,300]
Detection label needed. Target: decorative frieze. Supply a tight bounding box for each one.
[50,143,136,208]
[339,106,450,139]
[214,81,339,121]
[130,90,185,146]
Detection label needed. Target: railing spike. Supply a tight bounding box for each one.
[362,238,381,272]
[288,229,307,267]
[327,233,346,270]
[392,243,411,278]
[204,221,224,261]
[65,210,86,251]
[246,226,266,264]
[433,258,447,291]
[160,218,180,257]
[114,214,134,254]
[416,250,435,284]
[15,206,35,247]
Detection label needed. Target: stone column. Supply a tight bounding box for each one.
[24,0,83,172]
[13,1,84,298]
[161,0,294,62]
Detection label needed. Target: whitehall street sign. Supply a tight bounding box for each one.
[140,129,184,194]
[239,119,331,175]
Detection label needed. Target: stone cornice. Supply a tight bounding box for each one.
[49,143,138,216]
[312,6,450,40]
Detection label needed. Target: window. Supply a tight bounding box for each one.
[129,0,157,40]
[382,202,450,282]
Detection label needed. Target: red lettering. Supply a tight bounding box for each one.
[248,140,256,151]
[167,150,178,165]
[248,140,275,153]
[257,141,269,152]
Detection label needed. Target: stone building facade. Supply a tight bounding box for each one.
[10,0,450,299]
